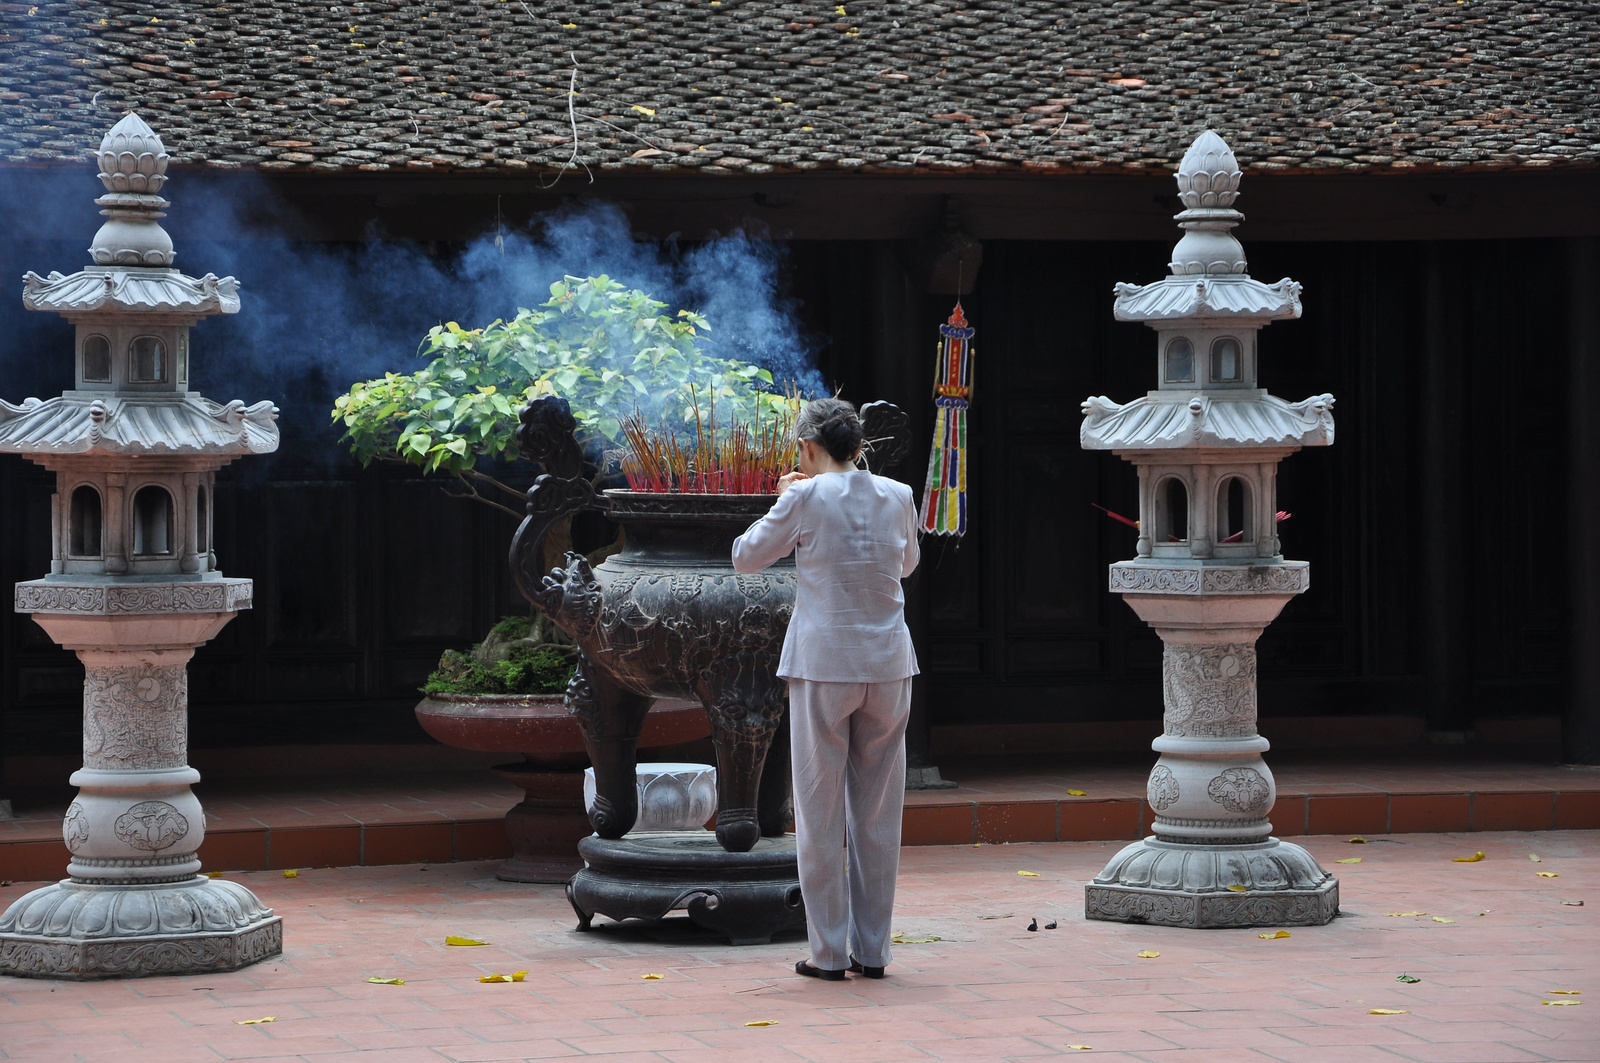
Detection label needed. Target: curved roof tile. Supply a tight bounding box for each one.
[1,1,1596,176]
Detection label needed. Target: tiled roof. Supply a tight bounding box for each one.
[0,394,280,455]
[1080,391,1336,450]
[1,0,1597,177]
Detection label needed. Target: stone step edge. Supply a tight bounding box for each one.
[2,789,1596,884]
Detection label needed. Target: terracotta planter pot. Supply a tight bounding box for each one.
[414,693,710,882]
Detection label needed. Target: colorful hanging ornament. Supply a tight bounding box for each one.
[919,300,975,536]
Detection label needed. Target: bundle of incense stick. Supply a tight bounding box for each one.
[620,389,799,495]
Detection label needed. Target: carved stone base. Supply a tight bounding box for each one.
[1085,837,1339,928]
[567,831,806,945]
[0,876,282,979]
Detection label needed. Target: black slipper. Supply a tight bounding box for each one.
[795,959,845,981]
[848,956,885,979]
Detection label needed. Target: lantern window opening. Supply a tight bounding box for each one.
[131,485,175,557]
[1216,476,1254,544]
[1211,336,1241,383]
[196,485,209,555]
[177,333,189,385]
[1155,475,1189,543]
[1164,337,1195,384]
[129,335,167,383]
[68,485,103,558]
[81,335,112,383]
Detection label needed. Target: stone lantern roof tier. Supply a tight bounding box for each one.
[23,267,240,318]
[0,393,279,456]
[1113,276,1302,324]
[1081,391,1334,451]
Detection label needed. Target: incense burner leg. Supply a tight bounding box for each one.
[566,653,653,840]
[757,712,793,838]
[0,630,282,979]
[699,651,787,853]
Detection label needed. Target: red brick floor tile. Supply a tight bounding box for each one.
[1056,800,1141,842]
[1553,790,1600,830]
[433,1041,593,1061]
[1384,1043,1561,1063]
[5,831,1598,1062]
[1272,795,1309,837]
[199,829,270,873]
[1,838,67,883]
[902,804,975,846]
[363,823,454,866]
[1306,794,1389,836]
[1389,794,1471,834]
[452,820,512,861]
[268,825,361,870]
[975,802,1057,844]
[1471,793,1555,832]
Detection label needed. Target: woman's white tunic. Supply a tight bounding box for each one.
[731,469,920,683]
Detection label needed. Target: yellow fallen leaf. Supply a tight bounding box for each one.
[1227,884,1248,892]
[1431,917,1455,924]
[445,936,490,946]
[1549,989,1581,995]
[1067,1047,1092,1052]
[1336,858,1363,864]
[1017,870,1041,877]
[281,869,299,878]
[235,1016,276,1025]
[1349,836,1368,844]
[1258,930,1291,939]
[1529,854,1542,862]
[891,934,940,944]
[1066,789,1086,796]
[1542,999,1581,1006]
[1136,950,1160,958]
[1386,911,1428,917]
[642,973,664,980]
[746,1020,779,1026]
[205,871,223,878]
[631,105,656,116]
[478,971,526,983]
[1453,851,1486,862]
[1368,1008,1409,1015]
[366,977,405,985]
[1537,872,1559,878]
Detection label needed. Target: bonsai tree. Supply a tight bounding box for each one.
[332,274,795,693]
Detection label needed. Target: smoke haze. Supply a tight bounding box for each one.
[0,164,826,471]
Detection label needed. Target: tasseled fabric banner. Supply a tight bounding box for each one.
[920,301,975,537]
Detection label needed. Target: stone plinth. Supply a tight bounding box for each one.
[1084,561,1337,928]
[0,596,282,978]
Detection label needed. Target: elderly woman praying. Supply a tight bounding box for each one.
[731,397,920,981]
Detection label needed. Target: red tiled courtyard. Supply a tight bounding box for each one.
[2,827,1595,1062]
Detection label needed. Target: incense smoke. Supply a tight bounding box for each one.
[0,165,826,473]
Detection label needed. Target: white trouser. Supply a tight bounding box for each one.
[787,677,912,971]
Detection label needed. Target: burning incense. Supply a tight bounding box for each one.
[620,389,800,494]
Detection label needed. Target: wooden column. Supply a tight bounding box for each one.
[1419,244,1474,735]
[1568,237,1600,764]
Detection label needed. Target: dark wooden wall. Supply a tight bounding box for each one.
[0,233,1577,762]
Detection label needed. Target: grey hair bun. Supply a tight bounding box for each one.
[796,397,863,464]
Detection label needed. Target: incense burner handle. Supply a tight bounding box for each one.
[510,396,596,604]
[860,401,911,474]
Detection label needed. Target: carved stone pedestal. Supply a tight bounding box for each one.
[1084,561,1339,929]
[0,593,282,979]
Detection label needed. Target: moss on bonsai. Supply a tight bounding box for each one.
[422,615,578,697]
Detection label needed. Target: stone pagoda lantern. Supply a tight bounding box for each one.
[1079,130,1339,928]
[0,114,282,978]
